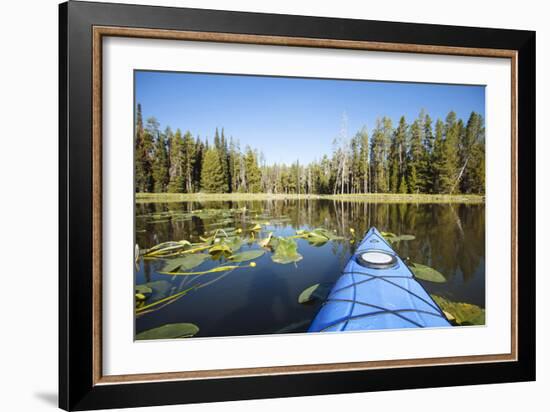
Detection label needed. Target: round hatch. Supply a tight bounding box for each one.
[357,250,397,269]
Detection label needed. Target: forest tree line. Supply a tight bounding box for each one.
[135,104,485,195]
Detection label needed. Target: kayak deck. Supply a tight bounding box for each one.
[308,227,450,332]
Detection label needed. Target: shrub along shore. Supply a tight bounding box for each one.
[135,192,485,204]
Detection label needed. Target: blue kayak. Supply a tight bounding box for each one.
[308,227,450,332]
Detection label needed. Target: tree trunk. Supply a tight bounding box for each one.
[450,155,469,194]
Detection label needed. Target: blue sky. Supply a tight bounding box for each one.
[135,71,485,165]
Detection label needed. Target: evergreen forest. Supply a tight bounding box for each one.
[135,104,485,195]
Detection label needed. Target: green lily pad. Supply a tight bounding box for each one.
[135,284,153,295]
[228,250,265,262]
[311,228,343,240]
[298,283,333,304]
[383,233,416,244]
[134,280,174,307]
[136,323,199,340]
[208,236,243,255]
[223,236,243,252]
[144,240,192,257]
[431,295,485,325]
[296,228,343,246]
[159,264,245,276]
[271,237,303,264]
[409,262,447,283]
[161,253,210,273]
[305,236,328,247]
[305,229,328,239]
[209,243,232,254]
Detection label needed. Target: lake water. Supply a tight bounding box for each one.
[135,199,485,338]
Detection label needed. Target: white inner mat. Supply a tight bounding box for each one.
[102,36,512,377]
[361,251,394,264]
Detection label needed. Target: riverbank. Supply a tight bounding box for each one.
[136,192,485,204]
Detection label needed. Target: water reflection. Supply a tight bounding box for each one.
[135,200,485,338]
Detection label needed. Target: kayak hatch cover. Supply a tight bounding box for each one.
[308,227,451,332]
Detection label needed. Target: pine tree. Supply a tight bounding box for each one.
[229,137,239,192]
[370,117,391,193]
[357,127,370,193]
[388,154,399,192]
[407,118,424,193]
[135,105,154,192]
[444,111,460,193]
[459,112,485,193]
[200,148,225,192]
[135,109,483,196]
[433,112,460,193]
[319,155,331,194]
[182,131,196,193]
[432,119,445,193]
[214,128,221,151]
[389,116,408,193]
[419,113,434,193]
[167,129,185,193]
[193,137,204,192]
[244,147,261,193]
[219,128,231,192]
[152,132,169,192]
[470,139,485,194]
[350,134,360,194]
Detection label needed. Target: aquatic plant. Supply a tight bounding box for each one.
[136,323,199,340]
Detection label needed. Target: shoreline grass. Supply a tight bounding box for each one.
[136,192,485,204]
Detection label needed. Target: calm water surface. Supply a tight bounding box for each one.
[135,200,485,338]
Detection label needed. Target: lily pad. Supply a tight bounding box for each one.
[305,236,328,247]
[383,233,416,244]
[159,264,246,276]
[136,285,197,314]
[136,280,172,301]
[136,323,199,340]
[208,236,243,255]
[135,284,153,296]
[409,262,447,283]
[144,240,192,257]
[271,238,303,264]
[228,250,265,262]
[161,253,210,273]
[296,228,343,246]
[209,243,232,254]
[298,283,333,304]
[431,295,485,325]
[223,236,243,252]
[311,228,343,240]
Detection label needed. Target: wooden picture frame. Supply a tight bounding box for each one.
[59,1,535,410]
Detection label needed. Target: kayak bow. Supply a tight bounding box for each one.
[308,227,450,332]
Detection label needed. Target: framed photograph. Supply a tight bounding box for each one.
[59,1,535,410]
